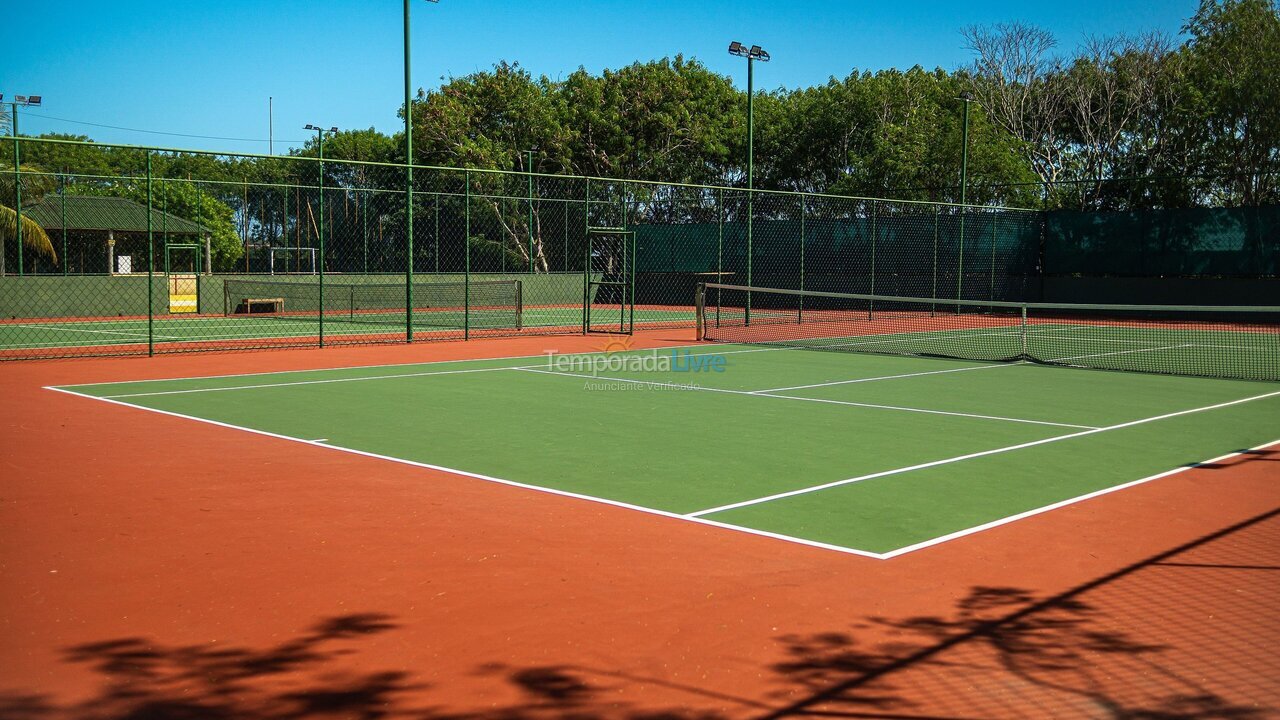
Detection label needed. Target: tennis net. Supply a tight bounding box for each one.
[697,283,1280,382]
[223,278,523,330]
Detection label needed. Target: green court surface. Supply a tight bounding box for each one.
[0,306,685,352]
[53,344,1280,558]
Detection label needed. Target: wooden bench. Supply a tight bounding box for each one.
[234,297,285,315]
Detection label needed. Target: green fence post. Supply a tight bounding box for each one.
[956,208,966,305]
[562,200,568,271]
[798,195,805,322]
[318,139,326,348]
[464,169,470,340]
[60,173,68,276]
[527,149,534,273]
[932,205,939,312]
[990,212,998,302]
[146,152,154,356]
[716,187,723,327]
[582,178,590,334]
[433,191,439,274]
[405,163,414,343]
[362,189,368,273]
[869,201,877,315]
[14,135,22,276]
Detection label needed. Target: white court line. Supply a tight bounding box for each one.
[100,364,545,399]
[59,342,792,389]
[753,362,1016,393]
[516,367,1098,430]
[13,323,183,340]
[1051,343,1194,363]
[880,437,1280,558]
[42,386,889,560]
[686,388,1280,518]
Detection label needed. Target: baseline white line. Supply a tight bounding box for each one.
[516,367,1098,430]
[686,388,1280,517]
[753,362,1016,393]
[42,386,889,560]
[879,437,1280,559]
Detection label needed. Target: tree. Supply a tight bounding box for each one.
[0,166,59,271]
[1181,0,1280,205]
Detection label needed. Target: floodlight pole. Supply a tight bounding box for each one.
[402,1,437,341]
[746,53,753,324]
[729,42,768,324]
[306,124,335,346]
[12,104,20,276]
[404,0,414,342]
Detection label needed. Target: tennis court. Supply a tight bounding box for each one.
[51,324,1279,557]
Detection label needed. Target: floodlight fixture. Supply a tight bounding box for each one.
[728,41,746,56]
[749,45,769,61]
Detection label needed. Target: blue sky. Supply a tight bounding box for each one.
[3,0,1196,155]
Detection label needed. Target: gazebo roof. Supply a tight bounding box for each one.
[22,195,210,235]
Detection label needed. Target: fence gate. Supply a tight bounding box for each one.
[584,227,635,334]
[164,243,202,314]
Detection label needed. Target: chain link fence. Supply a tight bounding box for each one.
[2,136,1045,360]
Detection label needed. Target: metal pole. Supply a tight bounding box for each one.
[582,178,590,334]
[798,195,805,322]
[14,106,22,276]
[716,187,723,327]
[362,190,368,273]
[464,169,470,340]
[990,213,997,301]
[60,173,67,275]
[932,205,939,312]
[404,0,415,342]
[269,97,273,155]
[527,148,534,273]
[318,129,326,347]
[957,97,970,304]
[433,191,439,273]
[147,152,154,356]
[745,54,754,325]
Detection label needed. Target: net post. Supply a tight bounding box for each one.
[1020,304,1028,359]
[515,279,524,330]
[695,282,706,341]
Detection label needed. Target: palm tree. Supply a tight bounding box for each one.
[0,165,58,270]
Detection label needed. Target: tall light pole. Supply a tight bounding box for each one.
[305,124,338,346]
[3,94,43,276]
[403,0,438,342]
[956,92,973,303]
[728,42,768,324]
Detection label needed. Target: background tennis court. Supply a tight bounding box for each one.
[54,342,1279,557]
